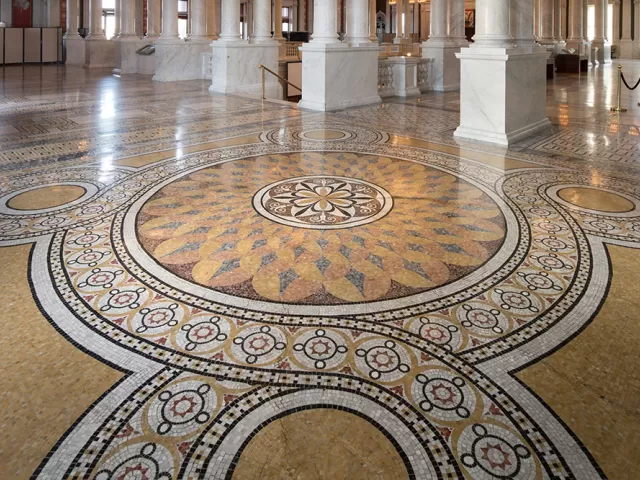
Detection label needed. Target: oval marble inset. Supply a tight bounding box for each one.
[557,187,635,213]
[231,409,409,480]
[301,129,348,141]
[7,185,86,211]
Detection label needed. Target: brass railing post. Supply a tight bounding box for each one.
[611,64,628,113]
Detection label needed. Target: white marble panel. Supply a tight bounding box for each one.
[84,39,115,68]
[210,43,280,98]
[153,42,211,81]
[383,56,421,97]
[298,44,381,111]
[422,44,462,91]
[5,29,23,64]
[114,38,147,75]
[454,47,551,145]
[65,37,86,66]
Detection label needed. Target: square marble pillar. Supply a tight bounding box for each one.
[114,39,146,75]
[421,44,463,91]
[454,47,551,145]
[385,56,421,97]
[64,37,86,66]
[154,41,211,82]
[298,44,381,111]
[84,39,115,69]
[210,43,280,99]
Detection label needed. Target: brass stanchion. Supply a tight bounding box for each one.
[611,64,628,113]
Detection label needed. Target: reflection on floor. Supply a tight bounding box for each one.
[0,63,639,480]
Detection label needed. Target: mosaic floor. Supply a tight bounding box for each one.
[1,63,640,480]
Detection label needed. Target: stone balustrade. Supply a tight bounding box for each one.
[378,57,429,98]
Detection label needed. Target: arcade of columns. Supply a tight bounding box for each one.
[62,0,615,145]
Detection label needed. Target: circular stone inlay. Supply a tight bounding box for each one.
[136,152,506,304]
[253,175,393,230]
[300,129,347,141]
[231,409,409,480]
[557,187,635,213]
[7,185,86,211]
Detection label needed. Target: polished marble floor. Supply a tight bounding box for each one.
[0,62,639,479]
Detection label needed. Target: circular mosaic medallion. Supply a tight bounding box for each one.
[253,175,393,230]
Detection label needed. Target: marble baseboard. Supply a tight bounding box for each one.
[210,43,280,100]
[153,41,210,82]
[84,39,115,69]
[455,46,551,146]
[114,38,146,75]
[64,37,85,66]
[299,44,381,111]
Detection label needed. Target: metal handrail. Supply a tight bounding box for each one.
[258,64,302,100]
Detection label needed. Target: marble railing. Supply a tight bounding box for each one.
[378,62,395,97]
[279,42,302,61]
[378,57,430,98]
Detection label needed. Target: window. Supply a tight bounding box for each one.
[178,0,188,39]
[102,0,115,39]
[283,6,291,33]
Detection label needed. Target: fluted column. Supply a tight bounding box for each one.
[147,0,161,39]
[512,0,538,46]
[65,0,79,37]
[425,0,447,42]
[274,0,283,41]
[567,0,583,44]
[160,0,180,41]
[538,0,555,43]
[347,0,370,44]
[252,0,273,42]
[554,0,563,41]
[87,0,105,39]
[311,0,339,43]
[471,0,513,47]
[120,0,137,37]
[369,0,377,41]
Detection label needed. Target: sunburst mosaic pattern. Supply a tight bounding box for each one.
[136,153,505,304]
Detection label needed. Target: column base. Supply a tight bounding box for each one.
[84,38,115,69]
[454,46,552,146]
[297,44,381,111]
[421,42,464,91]
[153,41,211,81]
[210,43,280,99]
[64,36,85,65]
[591,40,612,64]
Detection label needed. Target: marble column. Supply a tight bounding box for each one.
[219,0,243,41]
[449,0,467,44]
[414,3,420,36]
[347,0,370,44]
[114,0,121,37]
[65,0,79,37]
[403,0,410,38]
[87,0,105,39]
[299,0,381,110]
[455,0,550,144]
[310,0,339,43]
[425,0,447,42]
[512,0,538,47]
[620,0,632,57]
[189,0,208,41]
[612,0,620,46]
[595,0,606,41]
[538,0,555,43]
[394,0,403,42]
[274,0,283,41]
[160,0,180,42]
[252,0,273,43]
[146,0,161,39]
[471,0,513,47]
[582,0,589,42]
[561,0,568,40]
[554,0,564,42]
[593,0,611,61]
[534,0,540,39]
[120,0,137,37]
[566,0,583,50]
[385,1,391,34]
[634,0,640,54]
[422,0,463,91]
[206,0,218,39]
[370,0,378,42]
